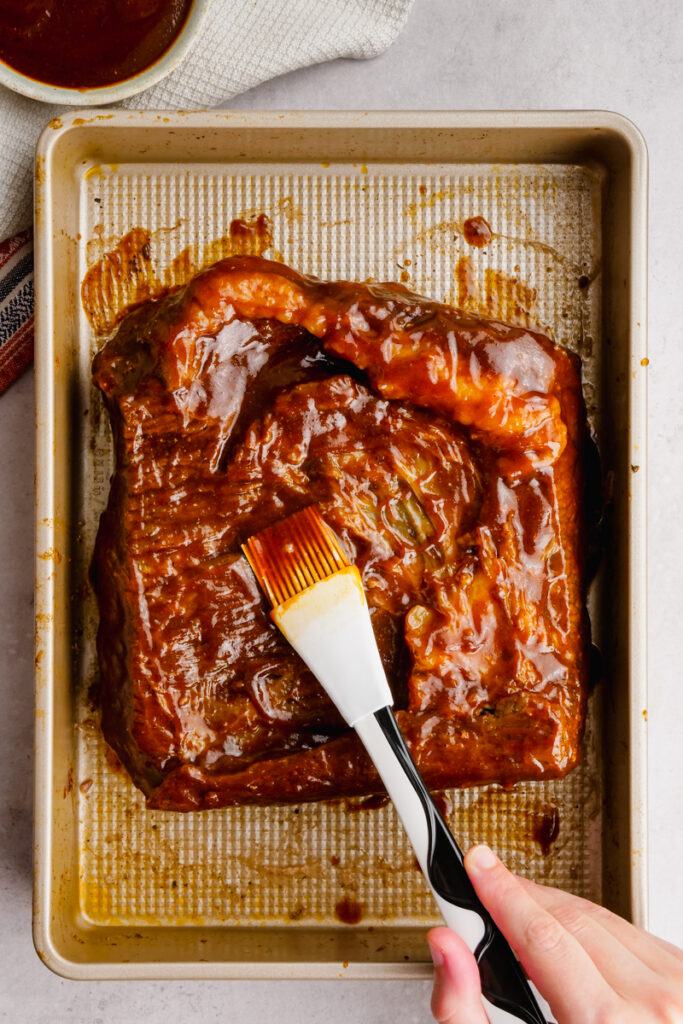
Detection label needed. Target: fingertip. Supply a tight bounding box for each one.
[428,924,479,964]
[464,843,500,875]
[428,926,484,1022]
[427,928,446,966]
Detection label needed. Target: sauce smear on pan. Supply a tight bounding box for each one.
[0,0,193,89]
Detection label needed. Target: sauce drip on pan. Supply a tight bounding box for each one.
[463,216,493,248]
[335,898,364,925]
[0,0,193,89]
[533,806,561,855]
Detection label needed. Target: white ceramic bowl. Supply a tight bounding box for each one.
[0,0,211,106]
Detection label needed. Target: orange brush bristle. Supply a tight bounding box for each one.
[242,506,350,608]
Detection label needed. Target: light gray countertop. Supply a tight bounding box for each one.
[1,0,681,1019]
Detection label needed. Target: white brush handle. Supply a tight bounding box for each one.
[354,708,548,1024]
[270,568,547,1021]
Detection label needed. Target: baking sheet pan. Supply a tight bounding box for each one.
[33,110,648,979]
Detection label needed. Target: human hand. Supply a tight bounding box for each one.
[428,844,683,1024]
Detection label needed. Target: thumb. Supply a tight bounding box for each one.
[428,925,489,1024]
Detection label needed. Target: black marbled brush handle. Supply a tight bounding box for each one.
[356,707,548,1024]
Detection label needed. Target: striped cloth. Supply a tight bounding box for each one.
[0,228,33,396]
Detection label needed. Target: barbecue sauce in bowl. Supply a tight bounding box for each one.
[0,0,193,89]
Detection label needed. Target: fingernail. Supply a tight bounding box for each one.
[428,940,444,967]
[468,844,499,872]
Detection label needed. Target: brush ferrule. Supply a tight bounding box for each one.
[271,566,393,726]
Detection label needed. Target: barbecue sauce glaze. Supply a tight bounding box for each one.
[92,255,588,810]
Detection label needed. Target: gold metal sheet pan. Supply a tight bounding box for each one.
[33,111,648,979]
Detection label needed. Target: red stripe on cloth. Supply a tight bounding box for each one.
[0,227,32,271]
[0,227,35,394]
[0,315,34,396]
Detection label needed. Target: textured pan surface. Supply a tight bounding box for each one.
[75,159,603,926]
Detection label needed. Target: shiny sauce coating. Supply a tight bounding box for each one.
[0,0,192,88]
[92,255,589,810]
